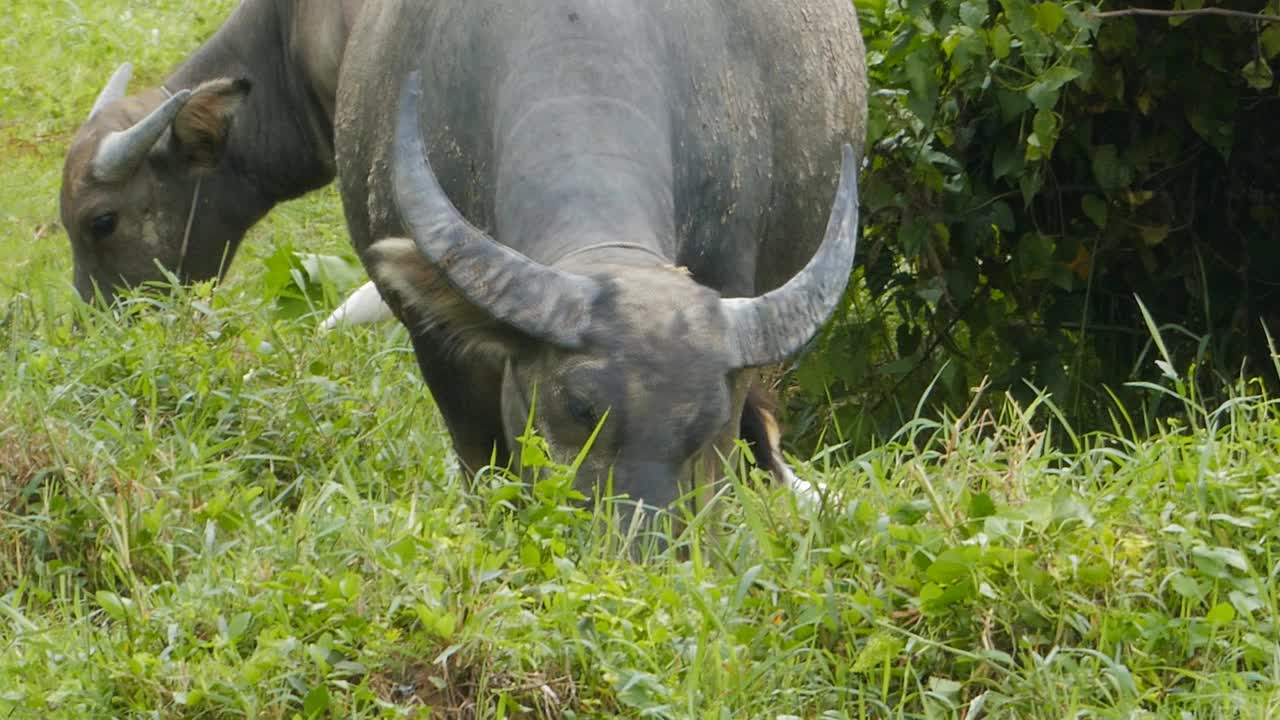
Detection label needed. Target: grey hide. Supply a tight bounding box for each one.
[340,0,868,514]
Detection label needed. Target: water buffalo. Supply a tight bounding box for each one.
[59,0,364,305]
[60,0,867,513]
[343,0,866,510]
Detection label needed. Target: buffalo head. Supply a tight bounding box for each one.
[373,75,859,513]
[60,63,262,304]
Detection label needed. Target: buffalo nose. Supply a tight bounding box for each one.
[72,263,115,306]
[606,460,684,512]
[598,459,694,548]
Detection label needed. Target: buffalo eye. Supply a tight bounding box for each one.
[566,394,600,429]
[89,212,118,240]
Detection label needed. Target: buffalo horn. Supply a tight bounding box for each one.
[721,144,860,369]
[91,89,192,183]
[391,71,599,349]
[90,62,134,120]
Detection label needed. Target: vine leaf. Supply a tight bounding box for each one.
[1242,59,1274,90]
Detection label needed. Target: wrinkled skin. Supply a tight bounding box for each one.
[340,0,869,513]
[58,0,362,304]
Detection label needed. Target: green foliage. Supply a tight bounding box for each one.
[5,276,1280,716]
[795,0,1280,450]
[263,242,367,320]
[4,1,1280,717]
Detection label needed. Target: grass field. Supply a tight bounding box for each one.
[3,1,1280,717]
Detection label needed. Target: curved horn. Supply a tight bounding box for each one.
[391,71,599,348]
[721,144,860,369]
[90,62,133,120]
[91,89,192,183]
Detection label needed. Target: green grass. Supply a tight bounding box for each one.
[3,1,1280,718]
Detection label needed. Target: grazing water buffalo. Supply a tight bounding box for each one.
[345,0,866,510]
[59,0,364,305]
[60,0,867,512]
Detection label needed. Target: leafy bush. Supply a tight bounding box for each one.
[793,0,1280,450]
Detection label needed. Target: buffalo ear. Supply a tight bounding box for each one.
[171,77,251,168]
[367,237,529,363]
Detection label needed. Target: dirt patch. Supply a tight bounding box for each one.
[368,652,580,719]
[0,420,62,586]
[1,127,71,159]
[0,418,129,591]
[0,425,58,507]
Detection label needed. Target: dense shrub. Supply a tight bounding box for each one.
[791,0,1280,449]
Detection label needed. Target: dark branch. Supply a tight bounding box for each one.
[1089,7,1280,23]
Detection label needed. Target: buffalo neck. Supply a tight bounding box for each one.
[165,0,339,205]
[491,5,676,268]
